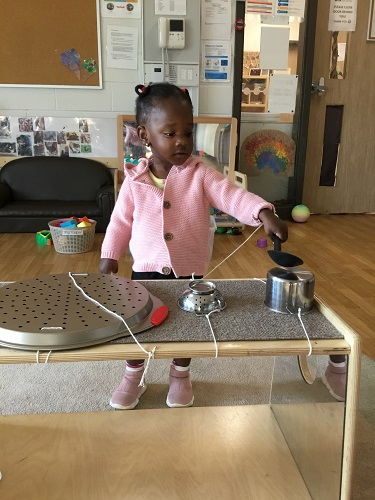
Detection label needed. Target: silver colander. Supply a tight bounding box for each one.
[177,280,227,315]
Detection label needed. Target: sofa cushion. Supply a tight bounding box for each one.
[0,157,114,201]
[0,200,102,218]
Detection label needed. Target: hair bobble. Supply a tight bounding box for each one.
[135,84,151,97]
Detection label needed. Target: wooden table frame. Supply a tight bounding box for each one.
[0,296,361,499]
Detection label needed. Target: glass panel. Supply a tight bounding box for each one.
[240,14,304,205]
[330,32,348,79]
[319,105,344,186]
[119,116,235,175]
[271,355,345,500]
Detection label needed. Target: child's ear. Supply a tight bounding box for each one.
[137,125,147,143]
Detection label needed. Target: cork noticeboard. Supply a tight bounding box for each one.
[0,0,102,88]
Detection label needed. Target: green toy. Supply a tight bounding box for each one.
[36,230,53,245]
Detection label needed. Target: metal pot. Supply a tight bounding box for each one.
[265,267,315,315]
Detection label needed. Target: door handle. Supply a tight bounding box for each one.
[311,77,326,96]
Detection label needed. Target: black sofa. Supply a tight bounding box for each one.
[0,157,115,232]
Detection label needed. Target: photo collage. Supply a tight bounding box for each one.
[0,116,93,157]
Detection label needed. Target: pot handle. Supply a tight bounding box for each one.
[272,234,282,252]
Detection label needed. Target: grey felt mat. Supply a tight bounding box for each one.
[112,279,343,344]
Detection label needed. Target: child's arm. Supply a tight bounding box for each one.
[258,208,288,241]
[203,166,288,240]
[99,258,118,274]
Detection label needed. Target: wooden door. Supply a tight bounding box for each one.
[303,0,375,213]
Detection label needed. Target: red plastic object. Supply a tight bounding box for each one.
[150,305,169,326]
[234,18,245,31]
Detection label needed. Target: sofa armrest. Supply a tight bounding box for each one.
[0,183,12,208]
[96,185,115,212]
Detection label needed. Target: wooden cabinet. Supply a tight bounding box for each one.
[241,75,269,113]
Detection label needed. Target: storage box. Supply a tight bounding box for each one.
[48,219,96,254]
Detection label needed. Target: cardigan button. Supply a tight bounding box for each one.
[164,232,173,241]
[163,201,171,209]
[162,266,171,275]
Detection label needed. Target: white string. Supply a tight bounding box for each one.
[68,272,156,386]
[297,307,312,356]
[204,224,264,279]
[35,350,53,363]
[268,356,276,405]
[253,278,267,284]
[205,310,220,358]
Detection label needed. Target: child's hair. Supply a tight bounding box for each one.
[134,82,193,126]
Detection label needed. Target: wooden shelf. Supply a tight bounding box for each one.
[242,75,269,113]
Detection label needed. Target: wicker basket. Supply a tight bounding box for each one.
[48,219,96,254]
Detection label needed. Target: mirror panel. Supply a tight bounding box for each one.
[117,115,237,181]
[270,355,345,499]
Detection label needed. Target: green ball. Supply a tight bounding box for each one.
[291,204,310,223]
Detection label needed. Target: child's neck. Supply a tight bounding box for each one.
[149,162,171,180]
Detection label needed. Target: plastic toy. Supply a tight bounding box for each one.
[77,221,91,227]
[60,219,78,228]
[77,216,90,224]
[36,230,53,245]
[257,237,268,248]
[291,204,310,223]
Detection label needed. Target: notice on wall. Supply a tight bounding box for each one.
[155,0,186,16]
[268,74,298,114]
[201,0,231,40]
[107,26,138,70]
[100,0,142,19]
[246,0,305,17]
[259,27,290,70]
[328,0,357,32]
[202,41,231,82]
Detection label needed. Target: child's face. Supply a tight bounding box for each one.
[140,96,194,168]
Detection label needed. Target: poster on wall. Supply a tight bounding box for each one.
[328,0,357,32]
[268,74,298,114]
[201,0,231,40]
[155,0,186,15]
[100,0,142,19]
[202,41,231,82]
[0,117,117,158]
[246,0,305,17]
[107,26,138,69]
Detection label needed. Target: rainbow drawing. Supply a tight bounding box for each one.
[240,129,295,177]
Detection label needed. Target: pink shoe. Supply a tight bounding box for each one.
[322,362,347,401]
[110,365,147,410]
[166,364,194,408]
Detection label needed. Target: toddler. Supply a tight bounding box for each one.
[99,82,288,410]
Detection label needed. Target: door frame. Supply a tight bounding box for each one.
[232,0,318,220]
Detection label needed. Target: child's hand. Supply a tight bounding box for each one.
[99,258,118,274]
[258,209,288,242]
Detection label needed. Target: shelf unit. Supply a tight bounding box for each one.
[241,74,269,113]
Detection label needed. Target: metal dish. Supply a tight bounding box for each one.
[0,274,166,351]
[177,280,227,315]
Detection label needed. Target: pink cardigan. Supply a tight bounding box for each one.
[101,156,274,277]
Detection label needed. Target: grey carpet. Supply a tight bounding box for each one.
[0,354,374,499]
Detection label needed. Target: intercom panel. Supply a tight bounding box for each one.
[158,17,185,49]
